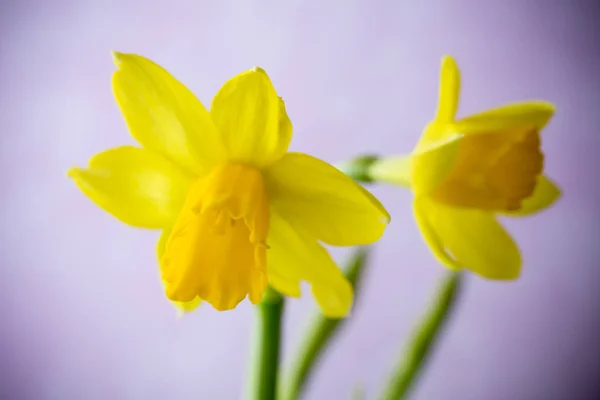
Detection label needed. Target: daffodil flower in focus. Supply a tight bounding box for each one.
[69,53,390,316]
[370,56,560,280]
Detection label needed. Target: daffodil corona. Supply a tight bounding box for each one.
[370,56,560,280]
[70,53,390,316]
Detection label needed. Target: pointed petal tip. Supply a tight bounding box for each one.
[484,269,521,281]
[111,50,123,66]
[312,279,354,318]
[553,183,563,200]
[537,101,557,115]
[111,51,135,68]
[377,206,392,225]
[474,255,522,281]
[249,66,273,80]
[440,55,459,82]
[520,100,557,117]
[441,55,458,71]
[67,167,82,179]
[541,176,562,204]
[436,55,461,122]
[441,54,456,65]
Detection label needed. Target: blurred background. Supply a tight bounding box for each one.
[1,0,599,399]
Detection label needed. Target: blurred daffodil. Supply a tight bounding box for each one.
[69,53,389,316]
[369,56,560,280]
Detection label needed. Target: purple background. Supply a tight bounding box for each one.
[1,1,599,399]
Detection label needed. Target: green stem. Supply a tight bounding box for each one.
[279,248,370,400]
[336,155,379,183]
[248,286,284,400]
[378,271,463,400]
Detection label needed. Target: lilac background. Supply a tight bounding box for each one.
[1,1,599,399]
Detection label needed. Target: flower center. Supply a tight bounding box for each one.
[429,128,543,211]
[161,163,269,311]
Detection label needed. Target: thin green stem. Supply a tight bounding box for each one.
[279,248,370,400]
[336,155,379,183]
[378,271,463,400]
[247,286,284,400]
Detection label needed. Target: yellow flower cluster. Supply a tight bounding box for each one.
[70,53,559,316]
[70,53,389,317]
[370,56,560,280]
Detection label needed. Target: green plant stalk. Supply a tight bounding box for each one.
[279,248,370,400]
[336,155,379,183]
[247,286,285,400]
[378,271,463,400]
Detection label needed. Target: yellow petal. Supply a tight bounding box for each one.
[502,175,561,216]
[410,55,465,194]
[311,281,354,319]
[276,97,293,158]
[413,55,463,157]
[157,230,201,313]
[265,152,390,246]
[161,164,268,311]
[435,55,461,123]
[267,211,353,317]
[112,52,227,174]
[68,146,193,229]
[267,270,302,298]
[411,130,463,195]
[370,154,412,187]
[413,197,461,270]
[454,102,555,134]
[210,67,290,167]
[414,196,521,280]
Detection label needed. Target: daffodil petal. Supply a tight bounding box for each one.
[275,97,293,160]
[210,68,290,166]
[414,55,463,155]
[411,133,463,195]
[413,197,461,270]
[414,197,521,280]
[157,230,201,313]
[454,101,555,133]
[370,154,412,187]
[69,146,193,229]
[502,175,561,216]
[267,270,302,298]
[311,281,354,319]
[112,52,226,174]
[267,211,353,317]
[265,152,390,246]
[436,55,461,123]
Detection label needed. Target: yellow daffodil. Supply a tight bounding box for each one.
[69,53,390,316]
[370,56,560,280]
